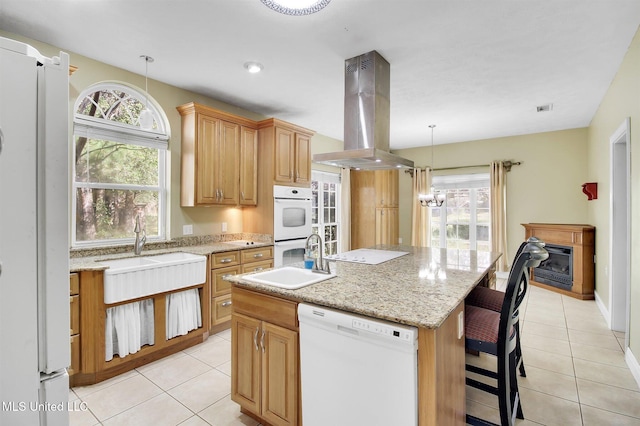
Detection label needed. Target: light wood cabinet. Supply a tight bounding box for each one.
[375,169,399,207]
[351,170,400,249]
[243,119,315,235]
[211,246,273,332]
[177,102,257,207]
[259,119,313,187]
[231,287,298,426]
[69,273,80,379]
[239,126,258,206]
[375,207,399,245]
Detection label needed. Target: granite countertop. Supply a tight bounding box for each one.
[69,235,272,272]
[227,245,502,330]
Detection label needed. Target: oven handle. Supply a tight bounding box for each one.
[274,239,308,248]
[275,198,311,203]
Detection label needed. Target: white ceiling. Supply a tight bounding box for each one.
[1,0,639,148]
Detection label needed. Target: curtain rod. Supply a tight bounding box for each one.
[404,161,522,177]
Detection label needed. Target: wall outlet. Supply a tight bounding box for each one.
[398,237,403,244]
[183,224,193,235]
[221,222,228,233]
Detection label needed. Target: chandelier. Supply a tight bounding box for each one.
[418,124,445,207]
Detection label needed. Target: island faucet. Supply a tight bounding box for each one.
[305,234,331,274]
[133,215,146,255]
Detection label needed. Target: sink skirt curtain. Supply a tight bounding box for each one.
[165,288,202,340]
[105,299,155,361]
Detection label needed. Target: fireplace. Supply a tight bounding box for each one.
[522,223,595,300]
[532,244,573,291]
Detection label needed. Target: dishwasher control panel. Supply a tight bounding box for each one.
[352,318,414,342]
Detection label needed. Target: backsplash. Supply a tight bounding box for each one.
[69,233,272,258]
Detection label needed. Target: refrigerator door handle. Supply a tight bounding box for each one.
[0,127,4,155]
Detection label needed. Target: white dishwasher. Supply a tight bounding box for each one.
[298,303,418,426]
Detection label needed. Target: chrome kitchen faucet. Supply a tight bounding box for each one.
[305,234,331,274]
[133,215,146,255]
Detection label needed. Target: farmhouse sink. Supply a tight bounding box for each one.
[243,266,336,290]
[101,252,207,304]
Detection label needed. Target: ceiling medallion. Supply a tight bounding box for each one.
[261,0,331,16]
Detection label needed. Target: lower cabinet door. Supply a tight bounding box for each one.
[231,314,261,416]
[261,322,298,426]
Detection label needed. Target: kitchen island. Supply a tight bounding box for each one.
[226,245,501,426]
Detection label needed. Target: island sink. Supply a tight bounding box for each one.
[243,266,336,289]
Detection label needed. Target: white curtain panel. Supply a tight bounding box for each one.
[411,168,431,247]
[340,168,351,253]
[490,161,509,272]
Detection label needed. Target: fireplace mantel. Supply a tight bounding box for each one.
[522,223,595,300]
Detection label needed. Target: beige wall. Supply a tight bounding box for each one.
[1,30,342,240]
[587,26,640,356]
[395,128,590,261]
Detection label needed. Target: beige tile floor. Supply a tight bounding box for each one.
[69,283,640,426]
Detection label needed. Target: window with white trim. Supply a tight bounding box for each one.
[311,171,341,256]
[72,83,169,247]
[430,174,490,251]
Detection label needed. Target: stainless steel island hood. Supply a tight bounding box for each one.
[313,50,414,170]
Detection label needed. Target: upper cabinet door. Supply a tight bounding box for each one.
[196,114,220,204]
[294,133,311,185]
[178,102,258,207]
[240,126,258,206]
[217,120,240,205]
[274,127,295,184]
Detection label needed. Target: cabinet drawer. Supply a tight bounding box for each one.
[241,246,273,264]
[212,265,241,296]
[212,251,241,269]
[232,287,297,330]
[212,294,233,326]
[241,259,273,274]
[70,295,80,335]
[69,334,80,376]
[70,273,79,296]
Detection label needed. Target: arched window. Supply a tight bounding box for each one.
[72,82,170,247]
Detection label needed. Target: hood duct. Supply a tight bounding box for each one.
[313,50,414,170]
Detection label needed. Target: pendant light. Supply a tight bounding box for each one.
[139,55,154,131]
[419,124,446,207]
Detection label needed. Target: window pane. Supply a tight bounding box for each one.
[477,225,489,242]
[75,138,158,185]
[75,188,158,242]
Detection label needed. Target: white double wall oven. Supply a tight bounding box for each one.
[273,185,312,267]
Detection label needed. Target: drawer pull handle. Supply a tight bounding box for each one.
[253,267,264,272]
[253,253,263,258]
[221,274,235,279]
[221,301,232,308]
[260,329,266,353]
[220,258,233,263]
[253,327,259,351]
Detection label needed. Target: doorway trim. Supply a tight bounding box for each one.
[609,117,631,343]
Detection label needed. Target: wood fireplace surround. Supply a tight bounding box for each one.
[522,223,595,300]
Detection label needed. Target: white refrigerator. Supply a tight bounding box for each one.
[0,37,70,425]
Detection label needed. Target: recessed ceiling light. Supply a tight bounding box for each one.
[244,62,263,73]
[261,0,331,16]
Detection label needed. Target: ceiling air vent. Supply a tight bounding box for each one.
[536,104,553,112]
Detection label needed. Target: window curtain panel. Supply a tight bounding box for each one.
[340,168,351,253]
[490,161,509,272]
[411,168,431,247]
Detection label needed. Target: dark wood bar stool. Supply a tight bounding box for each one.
[465,242,548,426]
[466,237,545,377]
